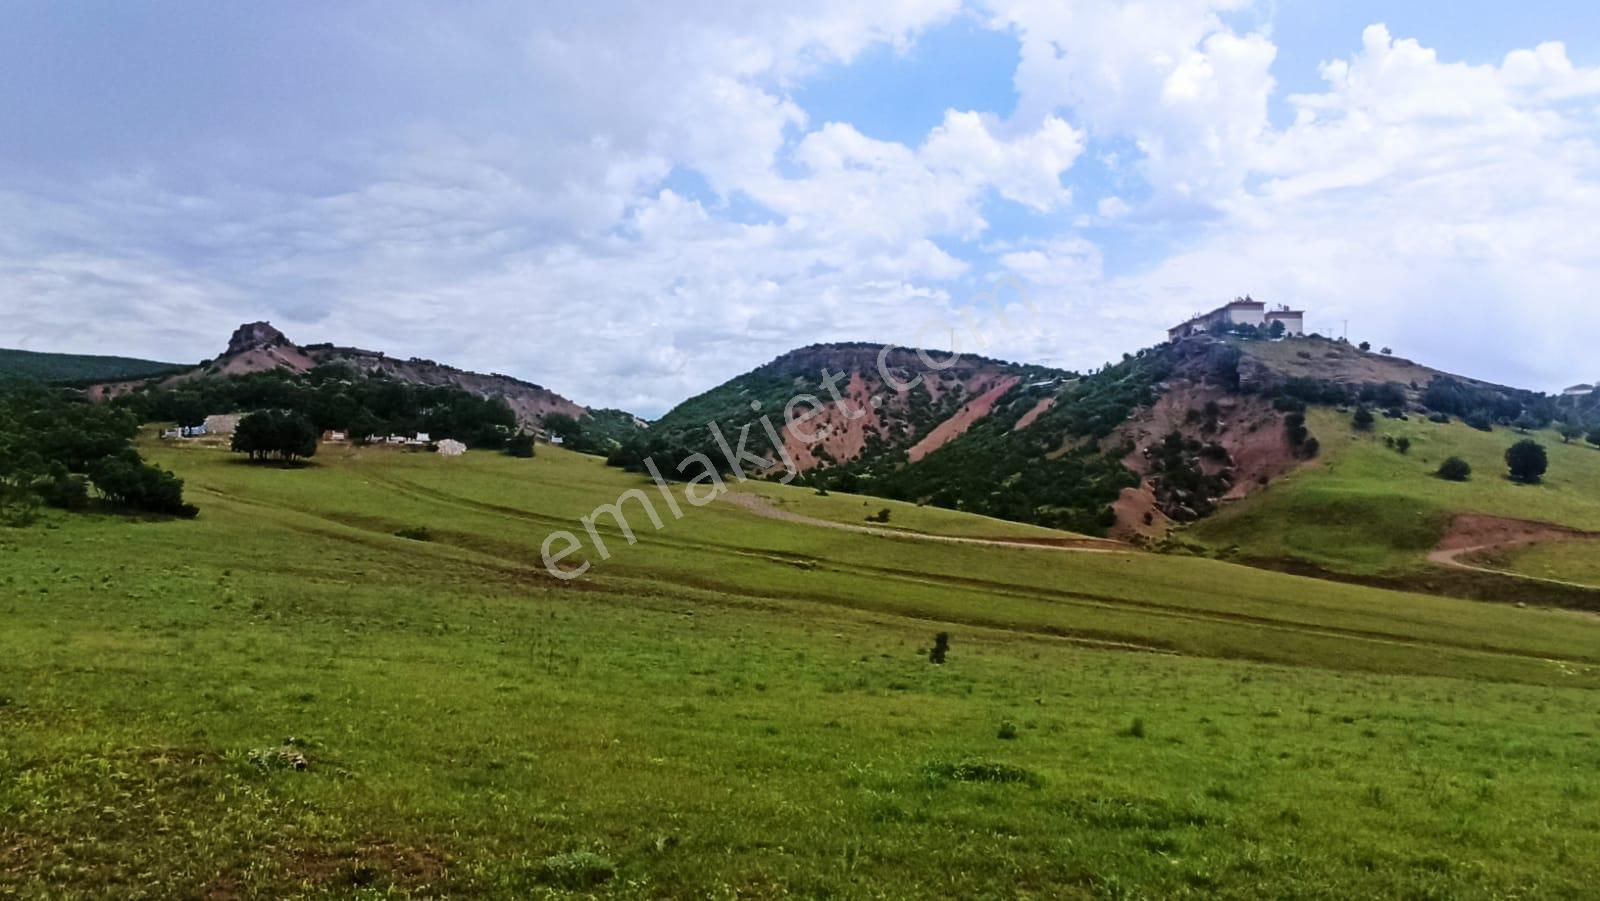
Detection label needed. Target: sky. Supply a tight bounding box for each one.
[3,1,1599,416]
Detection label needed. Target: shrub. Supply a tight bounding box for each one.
[1428,412,1451,424]
[1437,457,1472,482]
[1588,430,1600,448]
[1506,440,1549,485]
[1395,437,1411,455]
[929,632,950,665]
[926,760,1042,786]
[535,851,616,889]
[1352,407,1375,431]
[1465,412,1494,432]
[997,721,1019,740]
[505,432,536,458]
[1126,717,1147,739]
[866,508,892,524]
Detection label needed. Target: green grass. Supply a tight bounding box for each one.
[1193,410,1600,574]
[4,439,1600,897]
[727,478,1082,540]
[1483,538,1600,588]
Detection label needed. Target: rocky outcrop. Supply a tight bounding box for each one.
[225,321,291,355]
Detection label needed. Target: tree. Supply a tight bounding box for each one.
[1380,347,1393,355]
[1268,319,1286,339]
[1358,341,1372,352]
[1588,429,1600,449]
[1505,440,1549,485]
[1437,457,1472,482]
[232,410,318,464]
[505,432,536,458]
[1352,406,1376,431]
[1395,436,1412,455]
[1559,421,1585,444]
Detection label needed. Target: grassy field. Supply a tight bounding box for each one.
[1192,410,1600,575]
[1478,538,1600,589]
[4,440,1600,898]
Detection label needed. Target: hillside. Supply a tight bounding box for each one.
[1190,408,1600,585]
[5,439,1599,897]
[88,322,612,434]
[0,347,185,384]
[634,333,1592,558]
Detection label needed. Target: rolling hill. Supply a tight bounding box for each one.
[86,321,630,436]
[0,347,185,384]
[4,437,1598,896]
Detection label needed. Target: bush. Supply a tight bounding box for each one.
[534,851,616,890]
[1465,412,1494,432]
[1352,407,1375,431]
[997,721,1019,740]
[926,760,1042,786]
[930,632,950,665]
[1588,430,1600,448]
[505,432,536,458]
[866,508,892,524]
[1436,457,1472,482]
[1505,440,1549,485]
[1395,437,1411,455]
[89,454,198,517]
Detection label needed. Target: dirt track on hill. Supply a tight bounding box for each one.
[719,492,1134,554]
[1428,514,1598,588]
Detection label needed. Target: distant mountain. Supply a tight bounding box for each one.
[0,347,185,385]
[88,322,609,432]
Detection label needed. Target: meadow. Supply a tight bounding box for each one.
[1193,409,1600,575]
[3,439,1600,898]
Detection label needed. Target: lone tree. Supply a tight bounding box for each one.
[1436,457,1472,482]
[1505,439,1549,485]
[1559,421,1585,444]
[505,431,537,458]
[232,410,318,464]
[1352,406,1376,431]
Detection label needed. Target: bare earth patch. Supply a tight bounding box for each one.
[1428,514,1597,583]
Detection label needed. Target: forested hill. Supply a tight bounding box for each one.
[613,334,1573,538]
[0,347,185,385]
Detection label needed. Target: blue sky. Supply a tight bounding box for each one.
[3,1,1599,414]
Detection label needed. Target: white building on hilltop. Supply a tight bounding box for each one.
[1169,298,1306,341]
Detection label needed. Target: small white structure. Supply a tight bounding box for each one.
[548,434,565,446]
[436,438,467,457]
[415,432,430,443]
[202,414,241,436]
[1563,384,1596,397]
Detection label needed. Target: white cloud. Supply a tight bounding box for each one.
[3,2,1600,413]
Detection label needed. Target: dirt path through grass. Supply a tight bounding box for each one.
[1428,513,1599,590]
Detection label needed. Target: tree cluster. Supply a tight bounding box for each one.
[0,383,196,523]
[120,365,518,450]
[231,410,319,463]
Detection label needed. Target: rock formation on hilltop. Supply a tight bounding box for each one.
[89,322,592,430]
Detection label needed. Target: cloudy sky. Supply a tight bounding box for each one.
[4,1,1599,414]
